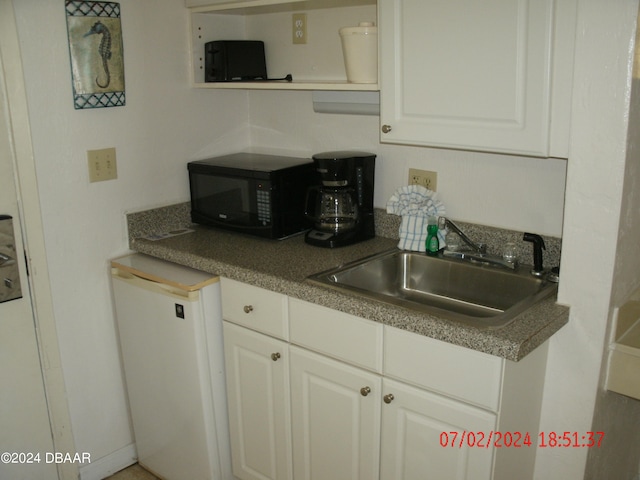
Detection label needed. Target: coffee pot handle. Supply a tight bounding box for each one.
[304,186,320,222]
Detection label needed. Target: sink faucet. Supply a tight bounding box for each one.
[437,217,486,254]
[523,232,546,277]
[437,217,516,270]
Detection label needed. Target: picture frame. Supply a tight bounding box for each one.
[65,1,125,109]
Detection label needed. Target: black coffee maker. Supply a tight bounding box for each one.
[305,151,376,248]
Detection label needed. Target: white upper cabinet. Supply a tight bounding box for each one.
[378,0,576,157]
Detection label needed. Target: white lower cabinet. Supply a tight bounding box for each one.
[223,321,292,480]
[379,378,495,480]
[221,280,548,480]
[289,345,496,480]
[290,345,382,480]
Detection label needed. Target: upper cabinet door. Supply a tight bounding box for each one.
[379,0,571,157]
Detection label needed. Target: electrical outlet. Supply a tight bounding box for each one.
[408,168,437,191]
[87,147,117,182]
[292,13,307,44]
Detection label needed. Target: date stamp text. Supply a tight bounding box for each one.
[439,431,605,449]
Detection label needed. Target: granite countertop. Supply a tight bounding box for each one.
[130,225,569,362]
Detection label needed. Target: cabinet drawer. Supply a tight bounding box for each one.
[221,278,288,339]
[289,298,383,373]
[384,326,504,411]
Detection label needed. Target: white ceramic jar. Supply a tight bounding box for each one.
[339,22,378,83]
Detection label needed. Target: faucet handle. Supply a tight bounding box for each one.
[502,242,518,264]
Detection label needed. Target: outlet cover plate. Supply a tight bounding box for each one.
[408,168,437,191]
[292,13,307,44]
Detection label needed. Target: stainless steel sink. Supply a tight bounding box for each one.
[307,249,558,329]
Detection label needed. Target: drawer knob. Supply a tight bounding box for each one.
[243,305,253,314]
[271,352,281,361]
[383,393,394,404]
[381,124,392,134]
[360,386,371,397]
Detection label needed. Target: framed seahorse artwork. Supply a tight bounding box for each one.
[65,1,125,109]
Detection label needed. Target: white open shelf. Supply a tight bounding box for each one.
[188,0,378,91]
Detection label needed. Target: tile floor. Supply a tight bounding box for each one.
[105,463,159,480]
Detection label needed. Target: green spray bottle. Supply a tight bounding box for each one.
[425,216,439,256]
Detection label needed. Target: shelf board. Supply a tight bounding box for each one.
[191,0,375,15]
[192,81,379,91]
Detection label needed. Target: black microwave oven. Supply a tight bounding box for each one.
[188,153,316,239]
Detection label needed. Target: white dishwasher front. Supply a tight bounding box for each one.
[110,253,232,480]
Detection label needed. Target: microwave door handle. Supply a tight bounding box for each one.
[305,186,320,222]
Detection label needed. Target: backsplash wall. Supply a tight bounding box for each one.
[247,90,568,238]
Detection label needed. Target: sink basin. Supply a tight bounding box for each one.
[307,249,557,329]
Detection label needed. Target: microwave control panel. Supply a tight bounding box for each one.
[256,187,271,225]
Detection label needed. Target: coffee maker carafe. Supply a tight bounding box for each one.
[308,186,358,233]
[305,151,375,248]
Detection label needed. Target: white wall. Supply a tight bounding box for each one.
[585,5,640,478]
[536,1,640,478]
[13,0,249,473]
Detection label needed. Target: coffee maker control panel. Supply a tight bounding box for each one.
[356,166,364,205]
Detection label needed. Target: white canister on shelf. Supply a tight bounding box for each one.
[339,22,378,84]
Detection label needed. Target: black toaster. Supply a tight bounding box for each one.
[204,40,268,82]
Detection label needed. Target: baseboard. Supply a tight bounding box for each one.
[78,443,137,480]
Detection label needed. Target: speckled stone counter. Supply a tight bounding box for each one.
[127,205,569,362]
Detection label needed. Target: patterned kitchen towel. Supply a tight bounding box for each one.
[387,185,447,251]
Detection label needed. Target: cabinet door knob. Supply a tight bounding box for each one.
[360,386,371,397]
[383,393,394,404]
[243,305,253,314]
[381,124,392,134]
[271,352,281,361]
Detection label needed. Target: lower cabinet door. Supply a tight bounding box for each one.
[223,321,292,480]
[380,378,497,480]
[290,346,382,480]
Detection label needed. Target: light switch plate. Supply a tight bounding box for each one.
[88,147,117,182]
